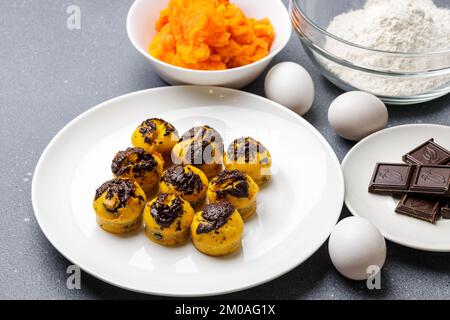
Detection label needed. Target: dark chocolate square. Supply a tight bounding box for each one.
[403,139,450,165]
[369,163,414,193]
[395,195,440,223]
[410,166,450,195]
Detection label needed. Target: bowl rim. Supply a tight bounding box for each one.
[290,0,450,56]
[127,0,292,74]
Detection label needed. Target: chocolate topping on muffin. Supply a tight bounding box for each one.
[162,120,177,137]
[213,170,249,199]
[138,119,178,144]
[227,137,267,164]
[162,165,204,195]
[111,147,158,177]
[139,119,158,144]
[215,170,246,184]
[180,126,224,164]
[94,179,140,213]
[196,202,235,234]
[150,194,184,228]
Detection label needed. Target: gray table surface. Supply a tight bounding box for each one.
[1,0,450,300]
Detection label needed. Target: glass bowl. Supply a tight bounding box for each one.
[290,0,450,105]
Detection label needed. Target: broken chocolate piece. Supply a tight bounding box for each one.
[369,163,415,194]
[395,195,440,224]
[403,139,450,165]
[441,203,450,219]
[410,165,450,196]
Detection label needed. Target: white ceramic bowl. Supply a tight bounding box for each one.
[127,0,292,89]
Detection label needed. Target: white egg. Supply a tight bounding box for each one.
[328,91,388,141]
[264,62,315,116]
[329,216,387,281]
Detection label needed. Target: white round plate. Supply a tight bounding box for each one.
[343,124,450,252]
[32,86,344,296]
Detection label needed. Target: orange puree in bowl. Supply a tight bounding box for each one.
[149,0,275,70]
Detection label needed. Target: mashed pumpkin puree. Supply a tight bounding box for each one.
[149,0,275,70]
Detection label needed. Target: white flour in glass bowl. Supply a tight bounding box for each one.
[322,0,450,97]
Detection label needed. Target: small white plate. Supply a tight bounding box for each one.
[342,124,450,252]
[32,86,344,296]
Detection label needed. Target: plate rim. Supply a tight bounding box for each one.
[342,123,450,253]
[32,85,344,296]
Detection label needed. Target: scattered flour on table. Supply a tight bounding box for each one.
[323,0,450,96]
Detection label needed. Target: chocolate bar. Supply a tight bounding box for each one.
[369,140,450,223]
[441,203,450,219]
[369,163,450,197]
[400,139,450,221]
[403,139,450,165]
[368,163,415,194]
[395,195,441,224]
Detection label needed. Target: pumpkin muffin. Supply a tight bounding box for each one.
[93,179,146,234]
[131,118,178,165]
[191,202,244,257]
[224,137,272,186]
[160,164,209,208]
[172,125,224,179]
[143,193,195,246]
[207,170,259,220]
[111,147,164,196]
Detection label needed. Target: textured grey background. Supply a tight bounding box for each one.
[1,0,449,300]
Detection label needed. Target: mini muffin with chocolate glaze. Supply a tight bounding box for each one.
[171,126,224,179]
[143,193,195,246]
[191,202,244,257]
[224,137,272,186]
[93,179,146,234]
[111,147,164,196]
[131,118,179,164]
[207,170,259,220]
[160,164,209,208]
